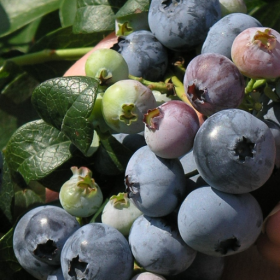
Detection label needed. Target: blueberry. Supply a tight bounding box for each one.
[148,0,221,51]
[14,206,80,265]
[102,79,157,134]
[60,223,134,280]
[183,53,245,117]
[231,27,280,79]
[85,48,129,85]
[193,109,276,194]
[143,100,200,159]
[13,206,77,279]
[177,186,263,256]
[201,13,262,59]
[125,145,187,217]
[118,30,169,81]
[129,214,197,276]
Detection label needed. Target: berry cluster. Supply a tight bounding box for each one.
[12,0,280,280]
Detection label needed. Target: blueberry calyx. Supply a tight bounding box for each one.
[33,239,57,261]
[68,255,88,279]
[143,108,162,129]
[187,83,207,103]
[120,104,137,125]
[110,192,130,209]
[161,0,180,9]
[234,136,255,162]
[116,22,133,37]
[95,68,112,85]
[253,28,276,52]
[214,236,241,255]
[125,175,139,198]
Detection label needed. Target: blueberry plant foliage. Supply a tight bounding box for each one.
[0,0,278,279]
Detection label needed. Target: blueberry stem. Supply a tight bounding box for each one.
[245,78,266,94]
[245,78,256,94]
[132,261,145,276]
[128,74,174,94]
[185,169,199,179]
[7,48,93,66]
[90,198,109,223]
[169,74,203,118]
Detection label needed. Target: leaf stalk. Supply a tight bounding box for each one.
[7,48,93,66]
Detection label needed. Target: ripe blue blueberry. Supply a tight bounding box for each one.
[118,30,169,81]
[129,214,197,276]
[177,186,263,256]
[193,109,276,194]
[13,205,80,279]
[148,0,221,51]
[60,223,134,280]
[125,145,187,217]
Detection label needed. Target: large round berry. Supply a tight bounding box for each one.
[148,0,221,51]
[144,100,200,159]
[13,206,80,279]
[102,79,157,134]
[85,48,129,85]
[183,53,245,116]
[60,223,134,280]
[59,166,103,218]
[193,109,276,194]
[129,214,197,276]
[177,186,263,257]
[125,145,187,217]
[231,27,280,79]
[118,30,168,81]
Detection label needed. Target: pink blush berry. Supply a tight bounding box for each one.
[231,27,280,79]
[143,100,200,159]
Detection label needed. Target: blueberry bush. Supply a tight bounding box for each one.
[1,0,280,280]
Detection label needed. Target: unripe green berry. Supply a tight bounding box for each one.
[59,166,103,217]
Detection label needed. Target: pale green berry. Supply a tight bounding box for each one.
[59,166,103,217]
[85,48,129,85]
[101,192,142,236]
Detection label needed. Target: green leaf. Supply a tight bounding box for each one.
[0,60,24,90]
[0,228,22,280]
[0,153,14,223]
[0,0,62,37]
[31,76,99,155]
[22,60,74,83]
[59,0,78,27]
[4,119,72,184]
[2,72,39,104]
[29,26,112,52]
[73,0,127,34]
[13,189,44,220]
[0,60,39,104]
[115,0,150,18]
[0,18,41,54]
